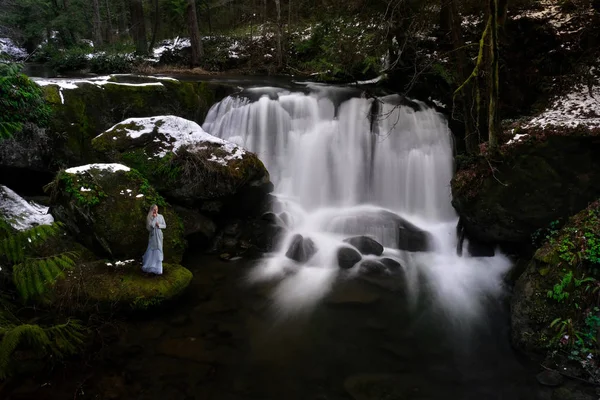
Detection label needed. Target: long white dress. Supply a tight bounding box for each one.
[142,214,166,274]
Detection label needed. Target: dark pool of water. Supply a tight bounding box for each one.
[3,254,548,400]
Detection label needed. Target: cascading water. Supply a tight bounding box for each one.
[202,85,511,320]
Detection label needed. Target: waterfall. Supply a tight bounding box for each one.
[202,86,511,319]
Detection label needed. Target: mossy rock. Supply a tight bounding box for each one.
[41,76,236,169]
[451,135,600,248]
[92,115,272,215]
[511,200,600,354]
[56,261,192,310]
[48,163,186,263]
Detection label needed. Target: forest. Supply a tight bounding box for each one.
[1,0,600,399]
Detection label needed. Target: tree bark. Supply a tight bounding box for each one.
[148,0,160,52]
[105,0,113,44]
[92,0,103,47]
[488,0,500,150]
[186,0,204,66]
[118,0,128,39]
[447,0,478,154]
[274,0,282,66]
[129,0,147,55]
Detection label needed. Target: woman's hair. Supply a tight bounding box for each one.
[146,204,158,228]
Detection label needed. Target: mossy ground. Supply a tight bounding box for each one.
[57,261,192,310]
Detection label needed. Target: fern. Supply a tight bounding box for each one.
[12,253,77,301]
[0,223,64,264]
[0,320,85,379]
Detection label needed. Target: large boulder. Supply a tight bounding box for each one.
[325,209,432,252]
[91,115,272,216]
[37,75,236,168]
[48,163,186,263]
[511,200,600,355]
[452,132,600,249]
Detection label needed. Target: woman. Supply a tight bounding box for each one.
[142,204,166,275]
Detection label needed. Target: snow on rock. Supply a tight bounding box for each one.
[33,75,164,90]
[507,133,529,145]
[0,37,28,60]
[0,185,54,231]
[523,84,600,129]
[65,163,131,174]
[152,37,191,61]
[98,115,247,164]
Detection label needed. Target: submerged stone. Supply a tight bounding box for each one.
[343,236,384,256]
[337,246,362,269]
[358,260,388,275]
[285,234,317,263]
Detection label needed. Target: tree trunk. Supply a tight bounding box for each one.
[129,0,147,55]
[274,0,282,66]
[263,0,267,23]
[447,0,478,154]
[105,0,113,44]
[186,0,203,66]
[148,0,160,52]
[488,0,500,150]
[118,0,128,39]
[92,0,103,47]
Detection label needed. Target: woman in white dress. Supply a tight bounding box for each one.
[142,204,166,275]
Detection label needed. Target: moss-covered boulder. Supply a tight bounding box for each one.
[56,260,192,310]
[92,115,272,216]
[452,132,600,249]
[48,163,186,263]
[38,75,236,168]
[511,200,600,357]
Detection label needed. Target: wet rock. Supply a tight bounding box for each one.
[170,314,189,326]
[285,234,317,263]
[467,238,495,257]
[536,370,564,387]
[337,246,362,269]
[279,211,291,227]
[261,212,282,225]
[380,258,402,270]
[359,260,388,275]
[327,281,381,305]
[344,236,384,256]
[327,209,432,252]
[344,374,404,400]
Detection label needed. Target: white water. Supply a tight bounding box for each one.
[203,87,511,320]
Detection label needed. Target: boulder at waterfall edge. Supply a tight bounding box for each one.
[511,200,600,357]
[92,115,272,216]
[286,234,317,263]
[328,209,432,252]
[338,247,362,269]
[343,236,384,256]
[452,128,600,251]
[48,163,185,263]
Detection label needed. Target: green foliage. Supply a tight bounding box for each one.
[0,62,52,139]
[0,223,78,301]
[57,172,107,207]
[0,319,85,379]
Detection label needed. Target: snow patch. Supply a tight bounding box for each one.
[507,133,529,145]
[0,185,54,231]
[65,163,131,174]
[0,37,28,60]
[524,84,600,129]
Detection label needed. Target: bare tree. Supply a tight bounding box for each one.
[187,0,204,66]
[92,0,104,47]
[105,0,113,43]
[274,0,282,66]
[129,0,147,55]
